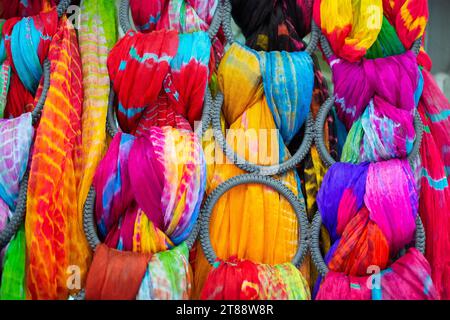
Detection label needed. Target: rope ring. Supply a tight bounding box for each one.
[222,0,320,55]
[310,211,426,277]
[119,0,222,41]
[211,91,314,176]
[314,97,423,168]
[199,174,309,268]
[83,186,200,251]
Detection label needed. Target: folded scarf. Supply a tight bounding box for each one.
[93,129,205,253]
[137,242,192,300]
[107,29,211,132]
[2,8,58,118]
[193,43,313,296]
[313,0,383,62]
[317,248,438,300]
[231,0,312,52]
[317,159,418,276]
[76,0,118,284]
[85,244,151,300]
[25,16,88,300]
[201,257,310,300]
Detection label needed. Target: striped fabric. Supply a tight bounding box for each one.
[25,17,87,300]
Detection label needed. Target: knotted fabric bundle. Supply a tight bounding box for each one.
[200,257,310,300]
[316,248,438,300]
[2,8,58,118]
[193,43,313,296]
[317,159,418,276]
[0,0,57,19]
[107,29,211,131]
[313,0,383,62]
[94,129,205,253]
[25,16,89,300]
[231,0,313,52]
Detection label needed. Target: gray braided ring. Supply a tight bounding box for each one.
[310,212,426,277]
[314,96,424,168]
[83,186,200,251]
[57,0,72,18]
[319,29,423,60]
[199,174,309,268]
[119,0,222,41]
[0,171,29,249]
[222,0,320,55]
[211,91,314,176]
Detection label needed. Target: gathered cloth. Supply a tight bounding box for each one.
[0,0,57,20]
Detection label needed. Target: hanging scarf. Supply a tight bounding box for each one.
[193,43,313,297]
[76,0,118,284]
[313,0,383,62]
[0,0,57,19]
[317,159,418,276]
[137,243,192,300]
[25,16,88,300]
[317,248,438,300]
[93,128,205,252]
[382,0,431,70]
[200,257,310,300]
[0,20,11,118]
[230,0,312,52]
[107,29,211,132]
[85,244,151,300]
[2,8,58,118]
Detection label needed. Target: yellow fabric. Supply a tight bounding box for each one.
[194,44,308,297]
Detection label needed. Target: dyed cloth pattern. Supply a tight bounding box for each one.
[201,257,310,300]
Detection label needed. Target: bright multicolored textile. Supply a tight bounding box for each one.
[193,43,313,297]
[313,0,383,62]
[317,159,418,276]
[137,242,192,300]
[0,0,57,19]
[201,257,310,300]
[317,249,438,300]
[231,0,313,52]
[2,8,58,118]
[76,0,118,283]
[85,244,151,300]
[25,17,88,300]
[93,128,205,252]
[0,113,33,300]
[107,29,211,132]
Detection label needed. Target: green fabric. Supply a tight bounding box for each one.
[341,118,364,163]
[0,225,26,300]
[366,17,406,59]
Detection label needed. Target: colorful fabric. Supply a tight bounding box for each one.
[107,30,211,132]
[317,159,418,276]
[93,128,205,252]
[137,242,192,300]
[85,244,151,300]
[2,8,58,118]
[313,0,383,62]
[0,0,57,19]
[201,257,310,300]
[25,17,88,300]
[76,0,118,284]
[193,43,313,297]
[231,0,313,52]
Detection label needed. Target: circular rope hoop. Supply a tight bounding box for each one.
[83,186,200,251]
[222,0,320,55]
[119,0,222,41]
[314,96,424,168]
[310,212,426,277]
[199,174,309,268]
[211,91,314,176]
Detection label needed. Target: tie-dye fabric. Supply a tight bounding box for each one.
[313,0,383,62]
[0,0,57,19]
[25,17,88,300]
[317,249,438,300]
[317,159,418,276]
[93,128,205,252]
[2,8,58,118]
[107,29,210,132]
[201,257,310,300]
[137,243,192,300]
